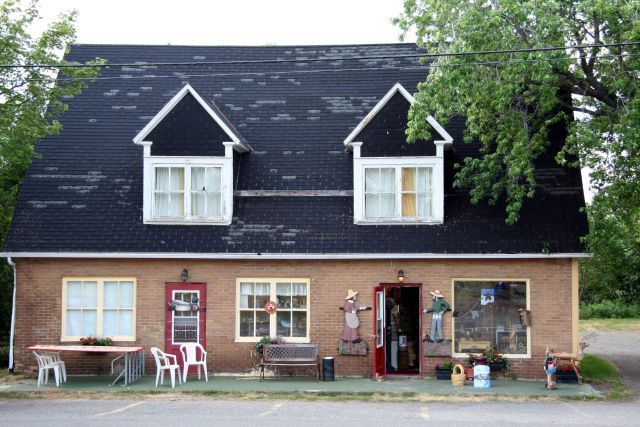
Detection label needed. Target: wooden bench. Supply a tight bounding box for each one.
[259,344,320,381]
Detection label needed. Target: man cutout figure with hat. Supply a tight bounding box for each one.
[424,289,450,343]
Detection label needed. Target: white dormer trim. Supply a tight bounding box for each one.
[343,82,453,148]
[132,84,250,153]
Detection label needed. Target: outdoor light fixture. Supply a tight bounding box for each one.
[397,270,405,283]
[181,268,189,282]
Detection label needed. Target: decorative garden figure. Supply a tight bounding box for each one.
[423,289,450,343]
[544,347,558,389]
[342,289,368,343]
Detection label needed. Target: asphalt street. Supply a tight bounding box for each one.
[1,398,639,426]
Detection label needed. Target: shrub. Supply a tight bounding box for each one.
[580,300,640,319]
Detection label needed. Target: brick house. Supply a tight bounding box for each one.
[3,43,588,379]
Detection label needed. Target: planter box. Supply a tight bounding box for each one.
[435,369,452,380]
[556,371,579,383]
[488,362,506,372]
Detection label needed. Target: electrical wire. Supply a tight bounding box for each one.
[1,41,639,69]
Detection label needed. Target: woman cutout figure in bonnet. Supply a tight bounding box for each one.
[342,289,369,343]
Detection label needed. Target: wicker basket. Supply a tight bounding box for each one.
[451,364,466,386]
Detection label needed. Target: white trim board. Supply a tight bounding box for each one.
[3,252,590,260]
[343,83,453,146]
[132,84,250,153]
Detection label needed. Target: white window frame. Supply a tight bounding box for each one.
[451,278,531,359]
[354,156,444,224]
[235,278,311,343]
[61,277,137,342]
[143,150,234,225]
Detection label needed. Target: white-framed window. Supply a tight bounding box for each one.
[61,278,136,341]
[236,278,310,342]
[353,157,443,224]
[143,156,232,225]
[452,279,530,358]
[153,165,223,219]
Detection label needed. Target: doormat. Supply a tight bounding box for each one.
[337,339,368,355]
[423,339,452,356]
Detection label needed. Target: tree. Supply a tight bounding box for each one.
[394,0,640,302]
[0,0,103,345]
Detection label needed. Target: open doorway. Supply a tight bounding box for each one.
[374,283,422,377]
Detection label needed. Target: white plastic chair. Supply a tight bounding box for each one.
[33,351,61,387]
[42,352,67,383]
[150,347,182,388]
[179,343,208,383]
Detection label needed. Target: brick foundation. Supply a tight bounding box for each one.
[12,258,575,380]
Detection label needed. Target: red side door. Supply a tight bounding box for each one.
[165,282,207,375]
[373,285,386,381]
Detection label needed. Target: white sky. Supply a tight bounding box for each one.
[33,0,593,202]
[36,0,412,46]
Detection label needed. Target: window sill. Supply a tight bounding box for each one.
[235,337,310,344]
[355,218,443,225]
[144,217,231,226]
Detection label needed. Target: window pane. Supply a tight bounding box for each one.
[206,193,221,217]
[155,167,169,191]
[292,283,307,308]
[103,281,118,308]
[453,281,528,355]
[66,309,81,336]
[206,167,221,192]
[82,310,97,336]
[256,311,270,336]
[66,282,83,308]
[170,193,184,216]
[276,283,291,308]
[169,167,184,191]
[82,282,97,307]
[119,281,134,308]
[402,167,415,191]
[276,311,291,337]
[402,193,416,217]
[416,168,432,192]
[103,310,117,336]
[255,283,270,308]
[365,168,379,192]
[191,167,205,191]
[417,193,432,217]
[118,310,133,336]
[240,283,254,309]
[365,194,380,218]
[239,311,254,337]
[191,192,205,216]
[379,194,395,217]
[154,192,169,216]
[379,168,395,192]
[292,312,307,337]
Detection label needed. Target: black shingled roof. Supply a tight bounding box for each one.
[4,43,588,255]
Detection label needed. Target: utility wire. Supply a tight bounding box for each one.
[1,41,639,69]
[18,52,640,84]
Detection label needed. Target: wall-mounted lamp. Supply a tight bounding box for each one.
[181,268,189,282]
[397,270,405,283]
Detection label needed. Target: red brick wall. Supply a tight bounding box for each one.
[12,258,574,379]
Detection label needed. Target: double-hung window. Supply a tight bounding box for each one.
[362,165,435,221]
[236,278,310,342]
[151,164,223,221]
[62,278,136,341]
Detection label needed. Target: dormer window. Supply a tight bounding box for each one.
[344,83,452,225]
[132,84,251,225]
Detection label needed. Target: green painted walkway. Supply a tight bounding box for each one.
[1,375,600,398]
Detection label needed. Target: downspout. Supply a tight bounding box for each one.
[6,257,16,373]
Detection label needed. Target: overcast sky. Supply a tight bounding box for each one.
[36,0,412,46]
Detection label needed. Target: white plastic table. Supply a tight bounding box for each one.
[29,345,145,386]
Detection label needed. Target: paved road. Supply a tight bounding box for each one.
[0,398,639,426]
[582,330,640,397]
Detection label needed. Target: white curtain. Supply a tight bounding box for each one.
[416,168,432,217]
[365,168,395,218]
[191,167,221,217]
[240,282,253,308]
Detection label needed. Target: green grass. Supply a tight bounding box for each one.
[580,354,628,399]
[580,318,640,331]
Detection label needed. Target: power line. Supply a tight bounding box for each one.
[1,41,639,69]
[20,52,639,84]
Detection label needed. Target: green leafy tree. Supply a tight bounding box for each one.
[395,0,640,303]
[0,0,103,344]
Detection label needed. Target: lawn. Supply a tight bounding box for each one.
[580,354,628,399]
[580,318,640,332]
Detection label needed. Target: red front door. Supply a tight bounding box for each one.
[373,285,386,381]
[165,282,206,374]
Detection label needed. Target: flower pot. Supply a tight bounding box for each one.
[465,366,474,380]
[488,362,505,372]
[435,368,452,380]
